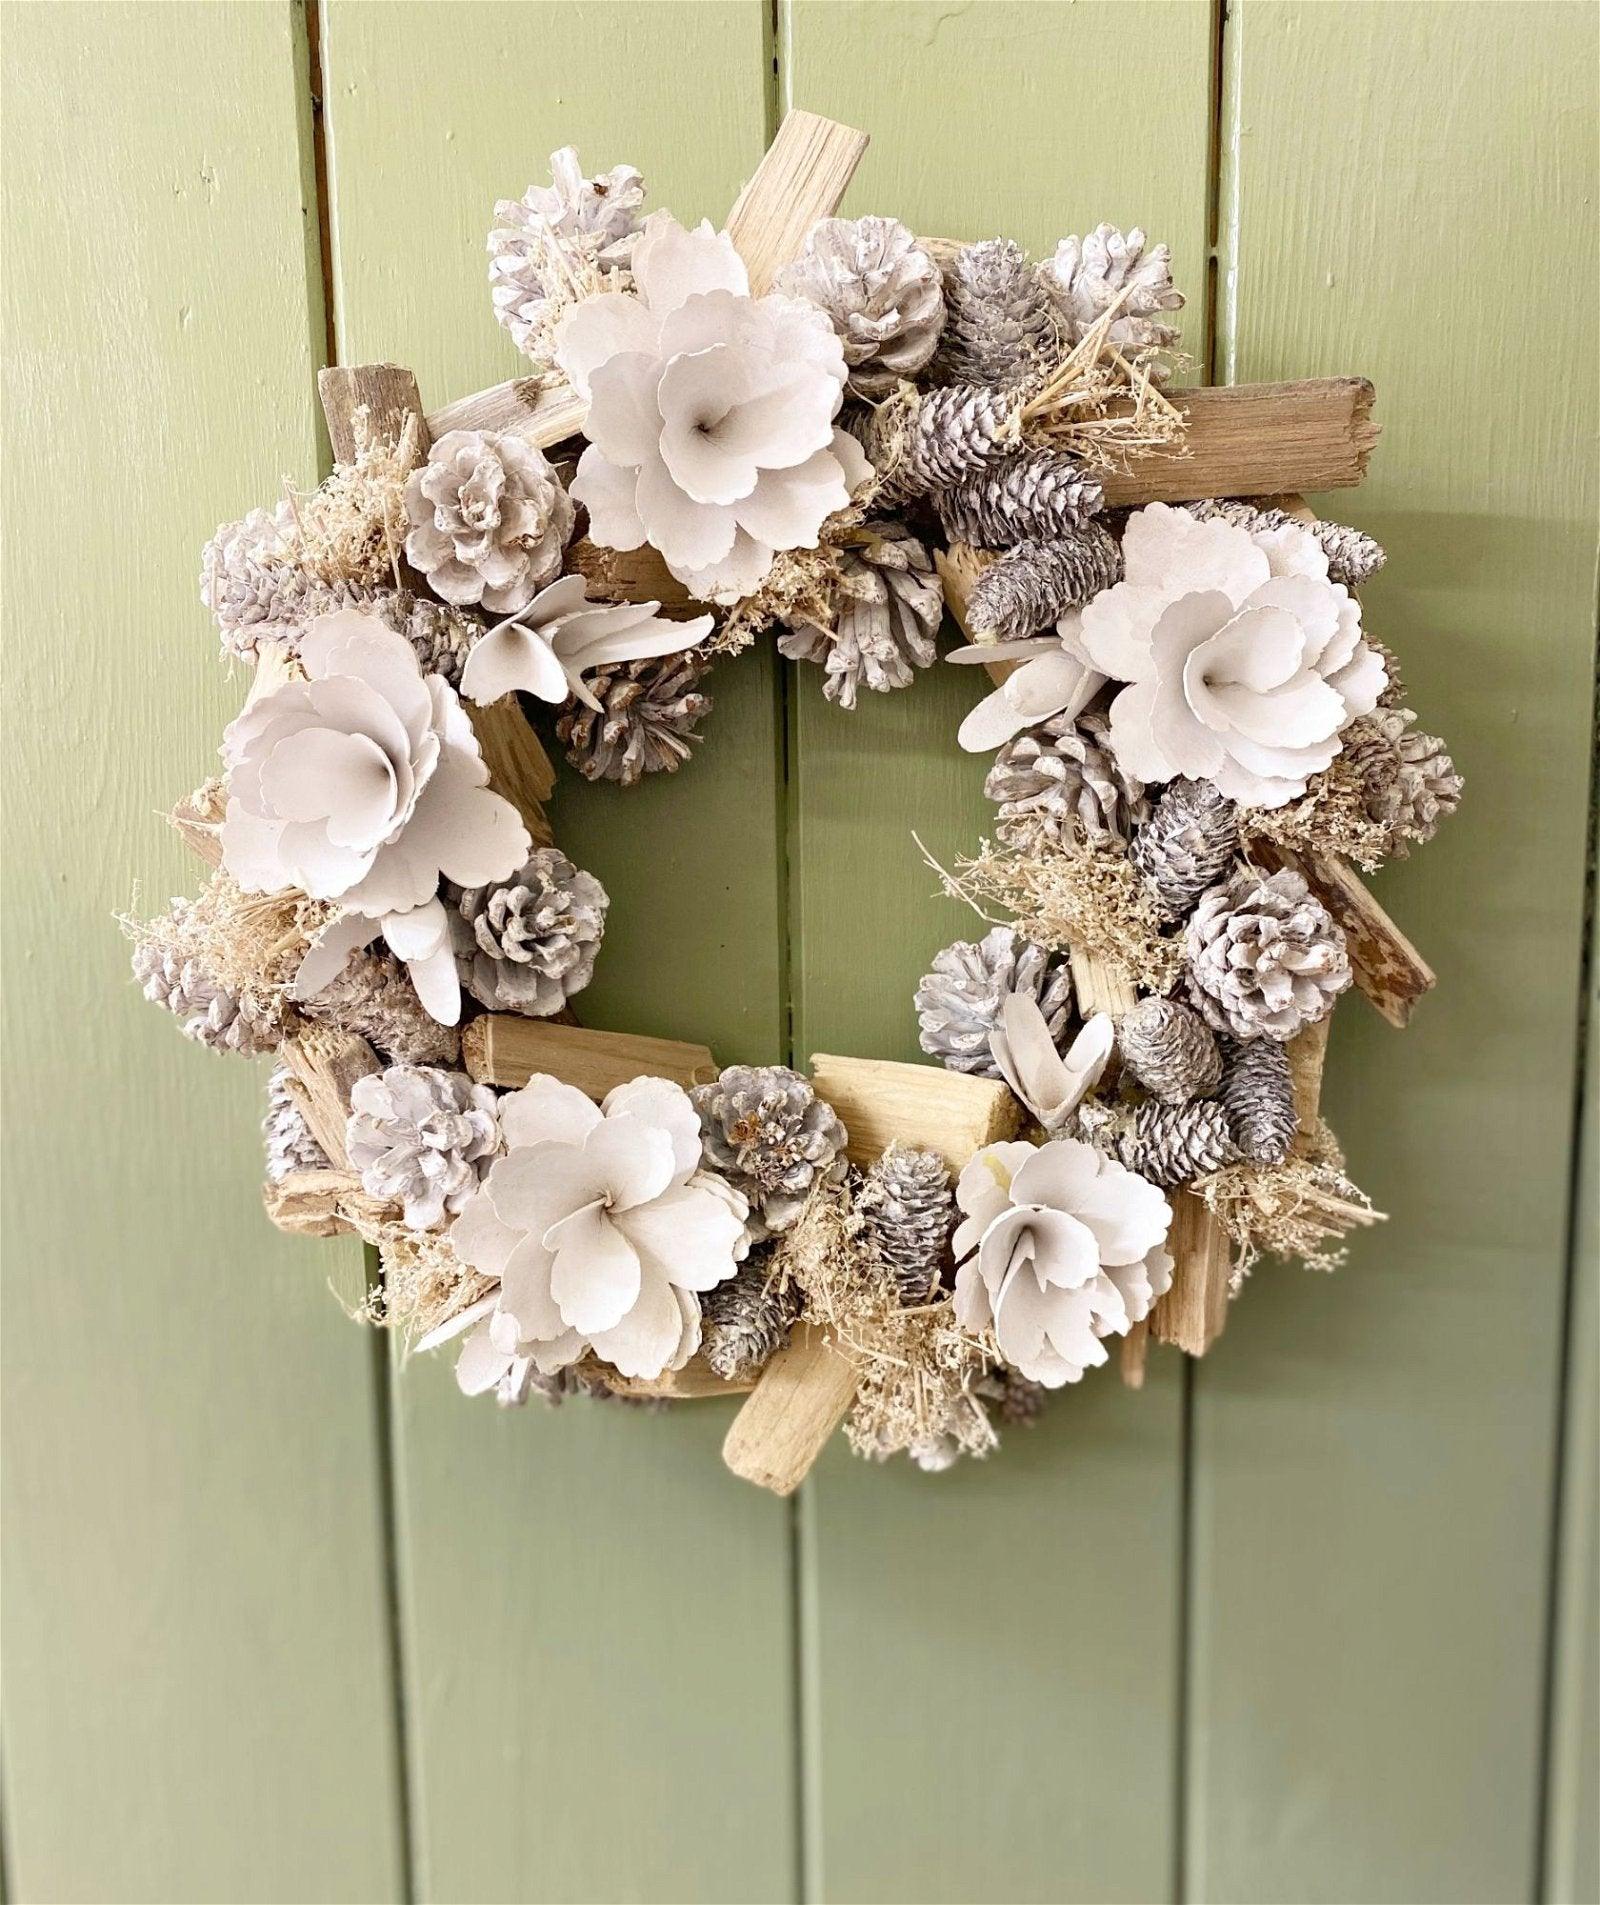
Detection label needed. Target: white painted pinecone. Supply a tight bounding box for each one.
[860,1142,954,1304]
[692,1065,848,1234]
[777,523,943,709]
[1130,778,1241,921]
[700,1248,800,1380]
[370,591,483,689]
[1042,224,1183,369]
[452,848,608,1017]
[1357,707,1463,850]
[263,1065,330,1182]
[556,652,712,785]
[1116,998,1223,1103]
[346,1064,499,1231]
[132,926,281,1057]
[1116,1099,1238,1186]
[773,216,945,399]
[403,430,574,616]
[1182,499,1385,587]
[985,710,1150,849]
[965,526,1122,640]
[1185,868,1351,1042]
[937,451,1103,549]
[297,948,460,1067]
[938,238,1062,388]
[200,506,368,663]
[488,149,645,358]
[1217,1035,1297,1164]
[901,384,1018,492]
[915,927,1073,1077]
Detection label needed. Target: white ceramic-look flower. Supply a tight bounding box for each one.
[987,993,1115,1133]
[556,210,870,602]
[459,574,713,710]
[949,611,1105,753]
[440,1073,750,1385]
[1078,503,1387,807]
[953,1136,1173,1387]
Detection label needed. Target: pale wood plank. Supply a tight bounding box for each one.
[807,1051,1022,1176]
[724,107,870,292]
[461,1015,716,1095]
[723,1326,862,1496]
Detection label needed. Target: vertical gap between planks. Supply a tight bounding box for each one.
[300,3,418,1897]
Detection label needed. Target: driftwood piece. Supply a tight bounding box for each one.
[1070,953,1138,1018]
[807,1052,1023,1177]
[277,1025,380,1168]
[721,1325,862,1496]
[725,108,870,293]
[592,1356,755,1402]
[1150,1189,1235,1357]
[317,364,427,464]
[566,537,700,616]
[170,779,226,869]
[263,1167,390,1239]
[1288,1015,1333,1128]
[462,1015,717,1095]
[426,377,587,453]
[466,696,556,848]
[1120,1319,1150,1390]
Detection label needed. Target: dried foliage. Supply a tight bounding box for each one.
[284,406,422,589]
[1194,1120,1383,1274]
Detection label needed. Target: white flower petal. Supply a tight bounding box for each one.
[496,1076,603,1152]
[554,292,660,400]
[631,212,748,314]
[460,623,571,705]
[570,445,649,552]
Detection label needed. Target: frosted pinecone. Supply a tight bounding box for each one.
[1356,707,1463,851]
[700,1249,800,1380]
[1217,1035,1297,1165]
[369,590,483,689]
[298,948,460,1067]
[556,651,712,785]
[937,238,1062,388]
[1116,998,1223,1103]
[1117,1099,1238,1186]
[451,849,608,1017]
[985,710,1149,850]
[777,524,942,709]
[264,1065,331,1182]
[404,431,573,616]
[131,920,281,1056]
[965,527,1122,641]
[860,1143,955,1303]
[1130,778,1241,920]
[1042,225,1183,368]
[488,149,645,358]
[345,1064,499,1232]
[915,927,1073,1077]
[1182,499,1385,587]
[773,216,945,398]
[200,505,365,662]
[1186,868,1351,1042]
[691,1065,847,1234]
[937,451,1103,550]
[988,1366,1047,1425]
[900,384,1018,492]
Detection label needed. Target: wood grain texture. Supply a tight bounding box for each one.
[723,1327,863,1496]
[317,6,796,1899]
[1187,7,1600,1902]
[780,5,1212,1898]
[0,5,405,1900]
[807,1052,1022,1176]
[462,1015,716,1094]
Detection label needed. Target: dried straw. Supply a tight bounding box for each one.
[282,404,421,589]
[1194,1118,1383,1274]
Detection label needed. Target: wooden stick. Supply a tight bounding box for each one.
[426,377,586,453]
[721,1325,862,1496]
[466,695,556,848]
[806,1052,1022,1177]
[277,1026,380,1168]
[591,1357,755,1402]
[1119,1318,1150,1390]
[1070,952,1138,1018]
[1150,1190,1234,1357]
[724,108,870,293]
[462,1015,716,1096]
[317,364,428,463]
[566,537,699,616]
[263,1168,390,1239]
[1288,1015,1333,1129]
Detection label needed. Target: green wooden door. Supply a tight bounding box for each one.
[3,4,1594,1901]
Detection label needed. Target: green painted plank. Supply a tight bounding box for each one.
[0,5,405,1901]
[1187,6,1600,1902]
[317,7,797,1900]
[780,4,1215,1899]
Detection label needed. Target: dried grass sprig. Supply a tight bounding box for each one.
[1014,286,1188,474]
[1193,1119,1384,1275]
[282,404,422,589]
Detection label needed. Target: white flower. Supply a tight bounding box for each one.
[1078,503,1387,808]
[950,614,1105,753]
[459,574,712,710]
[556,211,870,603]
[953,1137,1172,1387]
[439,1073,750,1387]
[987,993,1115,1133]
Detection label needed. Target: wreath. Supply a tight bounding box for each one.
[128,111,1461,1493]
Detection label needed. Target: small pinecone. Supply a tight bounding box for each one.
[915,927,1073,1077]
[1182,498,1385,587]
[488,150,646,358]
[1041,225,1184,365]
[777,524,942,709]
[937,238,1061,388]
[691,1065,848,1234]
[131,921,281,1056]
[860,1143,955,1303]
[1117,1099,1239,1187]
[1129,778,1241,920]
[200,506,367,662]
[1185,868,1351,1042]
[451,848,608,1016]
[1355,707,1463,851]
[986,1366,1047,1425]
[263,1065,331,1182]
[346,1064,499,1232]
[557,651,712,785]
[985,709,1149,850]
[900,384,1018,492]
[772,216,946,398]
[371,591,483,688]
[937,451,1103,549]
[1116,998,1222,1103]
[700,1250,801,1380]
[965,527,1122,641]
[1217,1036,1297,1165]
[299,948,460,1066]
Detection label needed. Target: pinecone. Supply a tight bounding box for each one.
[937,239,1061,388]
[1355,707,1462,851]
[915,927,1073,1077]
[489,149,645,358]
[1041,225,1183,367]
[371,590,483,688]
[1130,778,1241,920]
[965,527,1122,641]
[982,1366,1047,1425]
[404,430,573,615]
[345,1064,499,1231]
[899,384,1018,493]
[557,651,712,785]
[691,1065,848,1234]
[1116,998,1222,1103]
[451,848,608,1016]
[1117,1099,1238,1186]
[1217,1035,1297,1164]
[700,1249,801,1380]
[1185,868,1351,1042]
[772,216,945,398]
[777,524,942,709]
[936,451,1103,549]
[131,919,282,1056]
[200,506,366,662]
[984,710,1149,850]
[298,948,460,1067]
[1182,499,1385,587]
[263,1064,331,1182]
[860,1143,955,1303]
